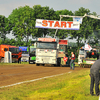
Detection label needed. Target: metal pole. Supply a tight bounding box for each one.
[54,16,62,38]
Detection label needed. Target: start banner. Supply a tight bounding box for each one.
[35,19,80,30]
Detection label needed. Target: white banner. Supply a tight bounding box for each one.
[35,19,80,30]
[73,17,83,24]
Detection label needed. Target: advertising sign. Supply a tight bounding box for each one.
[63,57,68,62]
[59,40,68,45]
[73,17,83,24]
[35,19,80,30]
[38,38,56,42]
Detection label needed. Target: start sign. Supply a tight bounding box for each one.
[35,19,80,30]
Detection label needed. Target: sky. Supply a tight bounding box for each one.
[1,0,100,40]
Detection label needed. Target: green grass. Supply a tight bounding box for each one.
[0,68,99,100]
[0,62,29,65]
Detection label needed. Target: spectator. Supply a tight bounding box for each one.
[60,47,63,51]
[90,59,100,96]
[70,52,75,70]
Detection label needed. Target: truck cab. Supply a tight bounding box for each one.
[36,38,69,67]
[8,45,22,63]
[78,48,86,64]
[28,45,36,64]
[0,44,22,63]
[36,38,58,66]
[57,39,70,66]
[19,46,29,62]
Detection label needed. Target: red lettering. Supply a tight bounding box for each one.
[42,20,48,26]
[48,21,54,27]
[67,22,73,28]
[61,21,66,28]
[54,21,60,27]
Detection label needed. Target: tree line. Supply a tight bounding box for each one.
[0,5,100,49]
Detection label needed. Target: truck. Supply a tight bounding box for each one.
[0,44,22,63]
[58,39,70,66]
[28,44,36,64]
[36,38,69,66]
[78,46,99,68]
[19,46,29,62]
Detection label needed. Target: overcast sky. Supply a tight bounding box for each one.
[1,0,100,39]
[1,0,100,17]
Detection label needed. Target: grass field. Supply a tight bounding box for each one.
[0,67,99,100]
[0,62,29,65]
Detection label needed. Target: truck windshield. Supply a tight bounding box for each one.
[37,42,57,49]
[9,48,19,53]
[59,45,67,52]
[79,49,85,55]
[30,48,36,53]
[22,51,28,54]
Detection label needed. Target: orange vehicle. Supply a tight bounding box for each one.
[0,44,22,63]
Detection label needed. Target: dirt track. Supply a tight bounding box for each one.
[0,64,89,87]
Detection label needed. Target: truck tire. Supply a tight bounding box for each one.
[36,63,40,66]
[57,61,60,66]
[33,61,35,64]
[29,57,31,64]
[1,58,4,63]
[53,64,57,67]
[57,58,61,66]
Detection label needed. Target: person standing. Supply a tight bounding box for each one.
[70,52,75,70]
[60,47,63,51]
[90,59,100,96]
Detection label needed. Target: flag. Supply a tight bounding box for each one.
[84,43,92,51]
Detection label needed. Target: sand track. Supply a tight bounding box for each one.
[0,64,88,87]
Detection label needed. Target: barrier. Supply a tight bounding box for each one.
[4,51,12,63]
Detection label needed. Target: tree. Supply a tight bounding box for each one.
[0,15,11,41]
[69,7,96,52]
[8,5,35,43]
[88,15,100,46]
[33,5,57,38]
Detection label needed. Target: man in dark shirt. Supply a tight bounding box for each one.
[90,59,100,96]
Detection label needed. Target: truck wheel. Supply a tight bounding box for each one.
[57,61,60,66]
[33,61,35,64]
[57,58,61,67]
[36,64,40,66]
[1,58,4,63]
[53,64,56,67]
[29,57,31,64]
